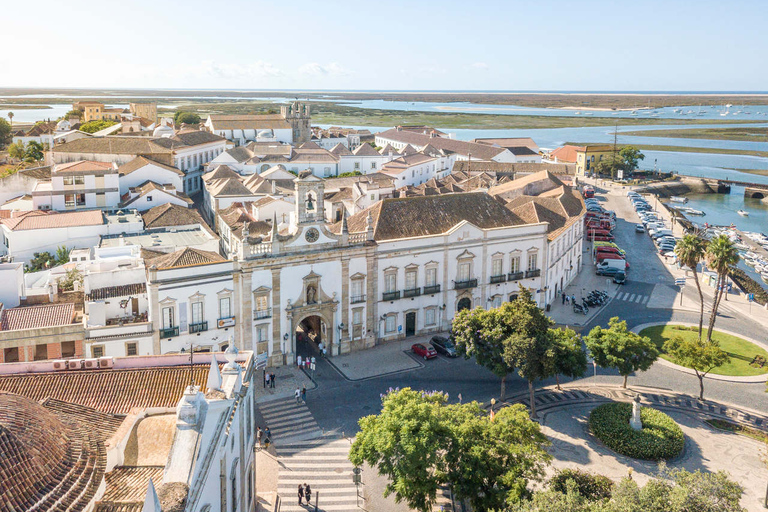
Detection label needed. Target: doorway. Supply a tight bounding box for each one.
[405,312,416,336]
[296,315,324,359]
[457,297,471,312]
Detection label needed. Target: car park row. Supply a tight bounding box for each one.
[584,193,627,286]
[627,190,680,260]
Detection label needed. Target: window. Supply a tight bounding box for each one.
[370,194,375,200]
[254,295,269,312]
[353,309,362,325]
[61,341,75,358]
[384,273,396,293]
[63,176,74,185]
[126,342,138,356]
[510,255,521,273]
[191,301,204,324]
[147,195,153,202]
[92,345,104,358]
[255,324,269,342]
[426,268,437,287]
[351,279,363,298]
[162,306,175,329]
[371,162,377,169]
[492,257,503,276]
[385,315,396,333]
[354,162,360,170]
[65,194,75,207]
[458,262,470,282]
[74,176,85,185]
[324,166,331,177]
[425,308,436,326]
[219,297,231,319]
[405,270,417,290]
[527,253,538,271]
[492,296,502,308]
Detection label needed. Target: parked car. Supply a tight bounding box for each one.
[596,266,622,276]
[411,343,438,360]
[430,336,458,357]
[635,224,645,233]
[614,271,627,284]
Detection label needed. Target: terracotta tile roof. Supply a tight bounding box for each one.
[330,143,353,156]
[332,192,527,241]
[223,146,254,163]
[117,156,183,177]
[352,143,380,157]
[451,161,576,175]
[86,283,146,301]
[53,137,176,155]
[381,153,437,174]
[488,170,564,197]
[218,203,271,240]
[18,165,52,180]
[149,247,226,269]
[141,203,206,229]
[377,128,506,160]
[54,160,116,174]
[206,113,291,131]
[0,365,214,414]
[100,466,164,504]
[548,145,583,164]
[0,210,104,231]
[40,397,125,441]
[207,177,254,197]
[506,186,585,240]
[0,303,75,330]
[23,121,57,136]
[121,181,192,207]
[203,165,240,183]
[472,137,539,151]
[289,146,339,163]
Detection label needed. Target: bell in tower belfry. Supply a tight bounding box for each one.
[306,193,315,211]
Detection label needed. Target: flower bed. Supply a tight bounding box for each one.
[589,402,684,460]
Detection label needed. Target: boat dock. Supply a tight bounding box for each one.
[734,229,768,259]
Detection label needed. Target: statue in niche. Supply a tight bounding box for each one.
[307,285,317,304]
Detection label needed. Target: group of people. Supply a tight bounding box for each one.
[294,385,307,404]
[298,483,312,506]
[264,371,276,388]
[255,426,272,449]
[561,292,577,305]
[296,355,316,370]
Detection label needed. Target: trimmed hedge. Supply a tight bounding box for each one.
[548,468,613,501]
[589,402,684,460]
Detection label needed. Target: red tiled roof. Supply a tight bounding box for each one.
[0,303,75,331]
[548,145,583,164]
[0,365,214,414]
[0,210,103,231]
[54,160,116,174]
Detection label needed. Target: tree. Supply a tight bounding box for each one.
[705,235,739,342]
[452,305,517,400]
[7,140,26,160]
[550,328,588,390]
[55,245,71,265]
[26,251,56,272]
[58,268,83,292]
[0,118,12,147]
[663,335,729,400]
[618,146,645,171]
[62,109,83,120]
[446,402,550,511]
[349,388,551,512]
[337,171,363,177]
[675,234,707,339]
[173,111,201,125]
[25,140,44,162]
[584,317,659,388]
[79,119,117,134]
[502,288,557,417]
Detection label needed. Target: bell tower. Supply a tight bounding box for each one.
[294,170,325,224]
[281,101,311,144]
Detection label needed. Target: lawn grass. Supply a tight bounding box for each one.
[567,142,768,159]
[639,325,768,376]
[704,418,768,443]
[621,127,768,142]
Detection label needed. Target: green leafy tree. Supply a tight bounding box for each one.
[55,245,71,265]
[7,140,26,160]
[58,268,83,292]
[24,140,44,162]
[452,305,517,400]
[337,171,363,177]
[705,235,740,342]
[445,402,551,511]
[619,146,645,171]
[79,119,118,134]
[550,328,588,390]
[173,111,201,125]
[584,317,659,388]
[502,288,557,417]
[62,109,83,120]
[663,335,730,400]
[0,118,11,146]
[349,388,550,512]
[675,234,707,339]
[26,251,56,272]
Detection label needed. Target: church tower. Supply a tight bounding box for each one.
[294,170,325,225]
[281,101,311,144]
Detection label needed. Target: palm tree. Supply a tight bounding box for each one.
[705,235,740,342]
[675,234,707,340]
[7,112,13,129]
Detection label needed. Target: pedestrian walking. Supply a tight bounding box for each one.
[295,387,301,404]
[256,426,263,446]
[301,385,307,404]
[298,484,304,505]
[264,372,270,388]
[264,427,271,448]
[297,355,302,368]
[562,292,566,305]
[304,484,312,504]
[270,372,276,388]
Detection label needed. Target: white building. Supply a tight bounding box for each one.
[117,156,185,195]
[32,160,121,211]
[380,149,452,187]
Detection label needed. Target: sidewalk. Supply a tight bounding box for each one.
[254,365,315,404]
[548,257,621,329]
[326,337,425,381]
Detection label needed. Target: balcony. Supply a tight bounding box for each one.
[382,291,400,301]
[403,287,421,298]
[508,271,525,281]
[350,295,366,304]
[490,274,507,284]
[189,321,208,333]
[454,279,478,290]
[525,269,541,278]
[423,284,441,295]
[160,326,179,339]
[253,308,272,320]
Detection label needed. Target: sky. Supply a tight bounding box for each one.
[3,0,767,91]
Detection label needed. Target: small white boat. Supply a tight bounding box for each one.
[762,273,768,284]
[738,209,749,217]
[745,258,757,267]
[686,209,705,216]
[670,196,688,204]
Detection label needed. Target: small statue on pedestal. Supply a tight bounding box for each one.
[630,394,643,431]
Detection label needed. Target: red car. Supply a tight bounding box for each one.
[411,343,438,360]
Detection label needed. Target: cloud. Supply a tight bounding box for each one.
[197,60,284,79]
[469,62,489,70]
[298,62,352,76]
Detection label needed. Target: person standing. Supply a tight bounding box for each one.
[304,483,312,505]
[295,387,301,404]
[298,484,304,505]
[301,385,307,404]
[264,372,270,388]
[562,291,566,305]
[297,355,302,368]
[270,372,276,388]
[264,427,271,449]
[256,427,263,446]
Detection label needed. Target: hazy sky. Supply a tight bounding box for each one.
[3,0,767,91]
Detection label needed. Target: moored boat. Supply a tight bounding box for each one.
[738,209,749,217]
